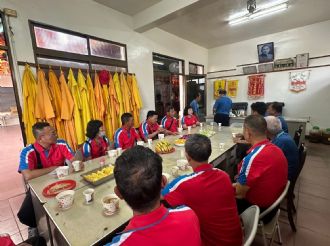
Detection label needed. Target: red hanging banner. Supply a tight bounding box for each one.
[248,74,265,99]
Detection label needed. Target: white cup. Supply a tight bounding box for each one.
[180,149,185,158]
[147,139,153,148]
[218,123,222,127]
[116,148,122,156]
[56,190,75,210]
[177,127,183,133]
[177,159,188,171]
[137,141,145,146]
[171,166,179,177]
[187,126,192,134]
[200,123,203,128]
[102,194,119,215]
[219,143,225,150]
[108,150,117,158]
[158,134,165,140]
[72,161,81,172]
[56,166,69,179]
[210,122,214,126]
[83,188,95,204]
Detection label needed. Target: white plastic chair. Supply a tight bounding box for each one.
[258,181,290,246]
[241,205,260,246]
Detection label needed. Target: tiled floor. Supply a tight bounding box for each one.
[0,126,329,245]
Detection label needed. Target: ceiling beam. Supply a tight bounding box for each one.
[133,0,201,32]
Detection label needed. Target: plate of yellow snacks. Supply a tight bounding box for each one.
[82,166,114,186]
[174,138,186,147]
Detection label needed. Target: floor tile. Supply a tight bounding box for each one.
[294,227,330,246]
[9,194,28,230]
[297,207,330,238]
[298,193,330,217]
[0,199,14,222]
[299,180,330,200]
[0,217,19,235]
[10,232,23,245]
[21,227,29,241]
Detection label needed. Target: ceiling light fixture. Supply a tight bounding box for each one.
[228,0,289,26]
[153,60,164,65]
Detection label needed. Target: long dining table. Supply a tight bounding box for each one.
[28,125,242,246]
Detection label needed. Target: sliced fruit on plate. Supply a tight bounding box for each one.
[155,141,175,154]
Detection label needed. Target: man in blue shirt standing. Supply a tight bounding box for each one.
[213,89,232,126]
[190,92,201,118]
[267,102,288,133]
[265,116,299,181]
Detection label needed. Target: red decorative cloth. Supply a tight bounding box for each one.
[98,70,109,85]
[248,74,265,99]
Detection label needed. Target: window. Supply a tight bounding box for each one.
[30,21,128,72]
[189,62,204,75]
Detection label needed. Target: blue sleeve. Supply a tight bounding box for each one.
[82,142,91,158]
[114,129,122,148]
[18,146,34,172]
[161,117,166,128]
[181,116,185,125]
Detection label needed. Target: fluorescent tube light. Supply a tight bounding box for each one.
[229,1,288,25]
[153,60,164,65]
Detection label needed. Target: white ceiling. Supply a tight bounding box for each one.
[94,0,330,48]
[94,0,161,16]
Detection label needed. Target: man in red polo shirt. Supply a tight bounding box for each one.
[161,106,180,133]
[139,110,173,141]
[162,134,242,246]
[114,113,141,149]
[19,122,75,181]
[233,115,288,217]
[106,146,201,246]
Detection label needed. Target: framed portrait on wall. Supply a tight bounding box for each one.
[296,53,309,68]
[257,42,274,63]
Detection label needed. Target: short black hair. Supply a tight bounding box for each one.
[32,122,50,138]
[121,113,133,125]
[194,92,201,98]
[251,102,267,116]
[114,146,163,212]
[269,102,284,114]
[146,110,158,119]
[244,115,267,136]
[166,105,175,113]
[219,89,227,95]
[185,134,212,162]
[183,105,193,116]
[86,120,103,139]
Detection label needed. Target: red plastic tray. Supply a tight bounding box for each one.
[42,180,76,197]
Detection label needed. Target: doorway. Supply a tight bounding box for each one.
[153,53,185,121]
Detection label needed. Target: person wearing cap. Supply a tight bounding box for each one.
[213,89,232,126]
[114,113,141,150]
[162,134,242,246]
[106,146,201,246]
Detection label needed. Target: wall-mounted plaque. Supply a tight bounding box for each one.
[296,53,309,68]
[243,65,257,75]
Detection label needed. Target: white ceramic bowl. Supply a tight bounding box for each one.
[177,159,188,170]
[56,190,75,210]
[137,141,145,146]
[102,194,119,214]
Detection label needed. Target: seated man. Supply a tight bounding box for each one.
[267,102,288,133]
[19,122,76,181]
[233,115,288,216]
[162,134,242,246]
[161,106,179,134]
[250,101,267,116]
[106,146,201,246]
[265,116,299,181]
[139,110,171,141]
[114,113,141,150]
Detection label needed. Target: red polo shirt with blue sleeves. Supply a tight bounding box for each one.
[237,139,288,208]
[162,164,243,246]
[161,115,178,132]
[82,136,109,159]
[138,121,159,139]
[18,139,74,171]
[105,204,201,246]
[181,115,198,127]
[114,126,140,149]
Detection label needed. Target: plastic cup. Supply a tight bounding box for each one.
[72,161,81,172]
[116,148,122,156]
[158,134,165,140]
[56,166,69,179]
[137,141,144,146]
[147,139,153,148]
[177,159,188,171]
[107,150,117,158]
[56,190,74,210]
[102,194,119,215]
[187,126,192,134]
[83,188,94,204]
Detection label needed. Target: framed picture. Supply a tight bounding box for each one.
[257,42,274,63]
[296,53,309,68]
[258,63,273,73]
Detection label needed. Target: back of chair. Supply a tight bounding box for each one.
[290,144,307,191]
[259,181,290,219]
[241,205,260,246]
